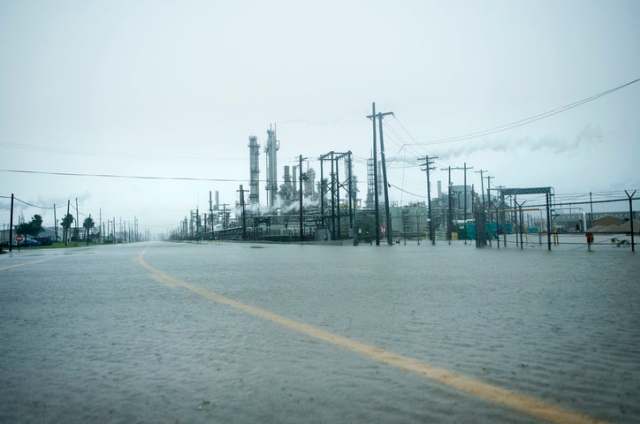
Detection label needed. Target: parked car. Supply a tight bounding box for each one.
[35,236,52,246]
[20,238,41,247]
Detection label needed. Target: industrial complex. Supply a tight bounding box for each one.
[169,115,638,250]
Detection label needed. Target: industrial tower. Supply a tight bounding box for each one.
[264,126,279,207]
[248,136,260,205]
[304,168,315,197]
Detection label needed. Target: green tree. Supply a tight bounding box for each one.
[82,216,95,245]
[15,214,44,238]
[15,222,30,237]
[61,213,74,246]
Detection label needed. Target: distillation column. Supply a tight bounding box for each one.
[264,126,279,207]
[248,136,260,205]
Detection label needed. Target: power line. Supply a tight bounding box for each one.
[388,182,426,199]
[0,141,249,163]
[13,196,54,210]
[0,168,366,185]
[400,77,640,146]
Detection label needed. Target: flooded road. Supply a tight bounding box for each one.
[1,242,639,423]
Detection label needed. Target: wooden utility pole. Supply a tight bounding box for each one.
[347,151,354,231]
[475,169,487,209]
[366,102,380,246]
[65,200,70,246]
[440,166,453,244]
[376,110,394,246]
[419,155,437,245]
[515,200,526,250]
[75,197,79,242]
[320,159,324,228]
[54,203,58,243]
[9,193,14,252]
[485,175,494,246]
[625,190,636,252]
[589,192,593,229]
[494,186,503,250]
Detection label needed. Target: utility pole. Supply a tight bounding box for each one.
[419,155,437,245]
[335,154,341,239]
[494,186,504,250]
[75,197,79,242]
[589,192,593,229]
[625,190,636,252]
[475,169,487,208]
[475,169,488,246]
[320,159,324,228]
[486,175,494,246]
[376,110,394,246]
[347,151,354,231]
[462,163,471,243]
[514,200,526,250]
[54,203,58,243]
[298,155,306,241]
[9,193,14,252]
[440,166,453,244]
[450,164,473,244]
[237,185,246,240]
[209,190,215,240]
[66,200,71,246]
[366,102,380,246]
[471,184,475,217]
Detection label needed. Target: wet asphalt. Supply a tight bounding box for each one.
[1,241,639,423]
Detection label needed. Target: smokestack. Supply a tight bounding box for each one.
[248,136,260,205]
[305,168,315,196]
[284,165,291,185]
[437,180,442,198]
[292,166,297,195]
[215,191,219,210]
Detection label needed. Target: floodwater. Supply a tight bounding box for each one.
[1,241,639,423]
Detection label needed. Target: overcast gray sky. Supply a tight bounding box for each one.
[1,0,639,232]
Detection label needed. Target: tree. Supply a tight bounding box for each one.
[61,213,74,246]
[15,214,44,238]
[83,216,95,245]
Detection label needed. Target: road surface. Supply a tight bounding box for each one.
[1,241,639,423]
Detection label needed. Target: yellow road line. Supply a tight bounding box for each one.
[0,256,55,272]
[135,251,605,424]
